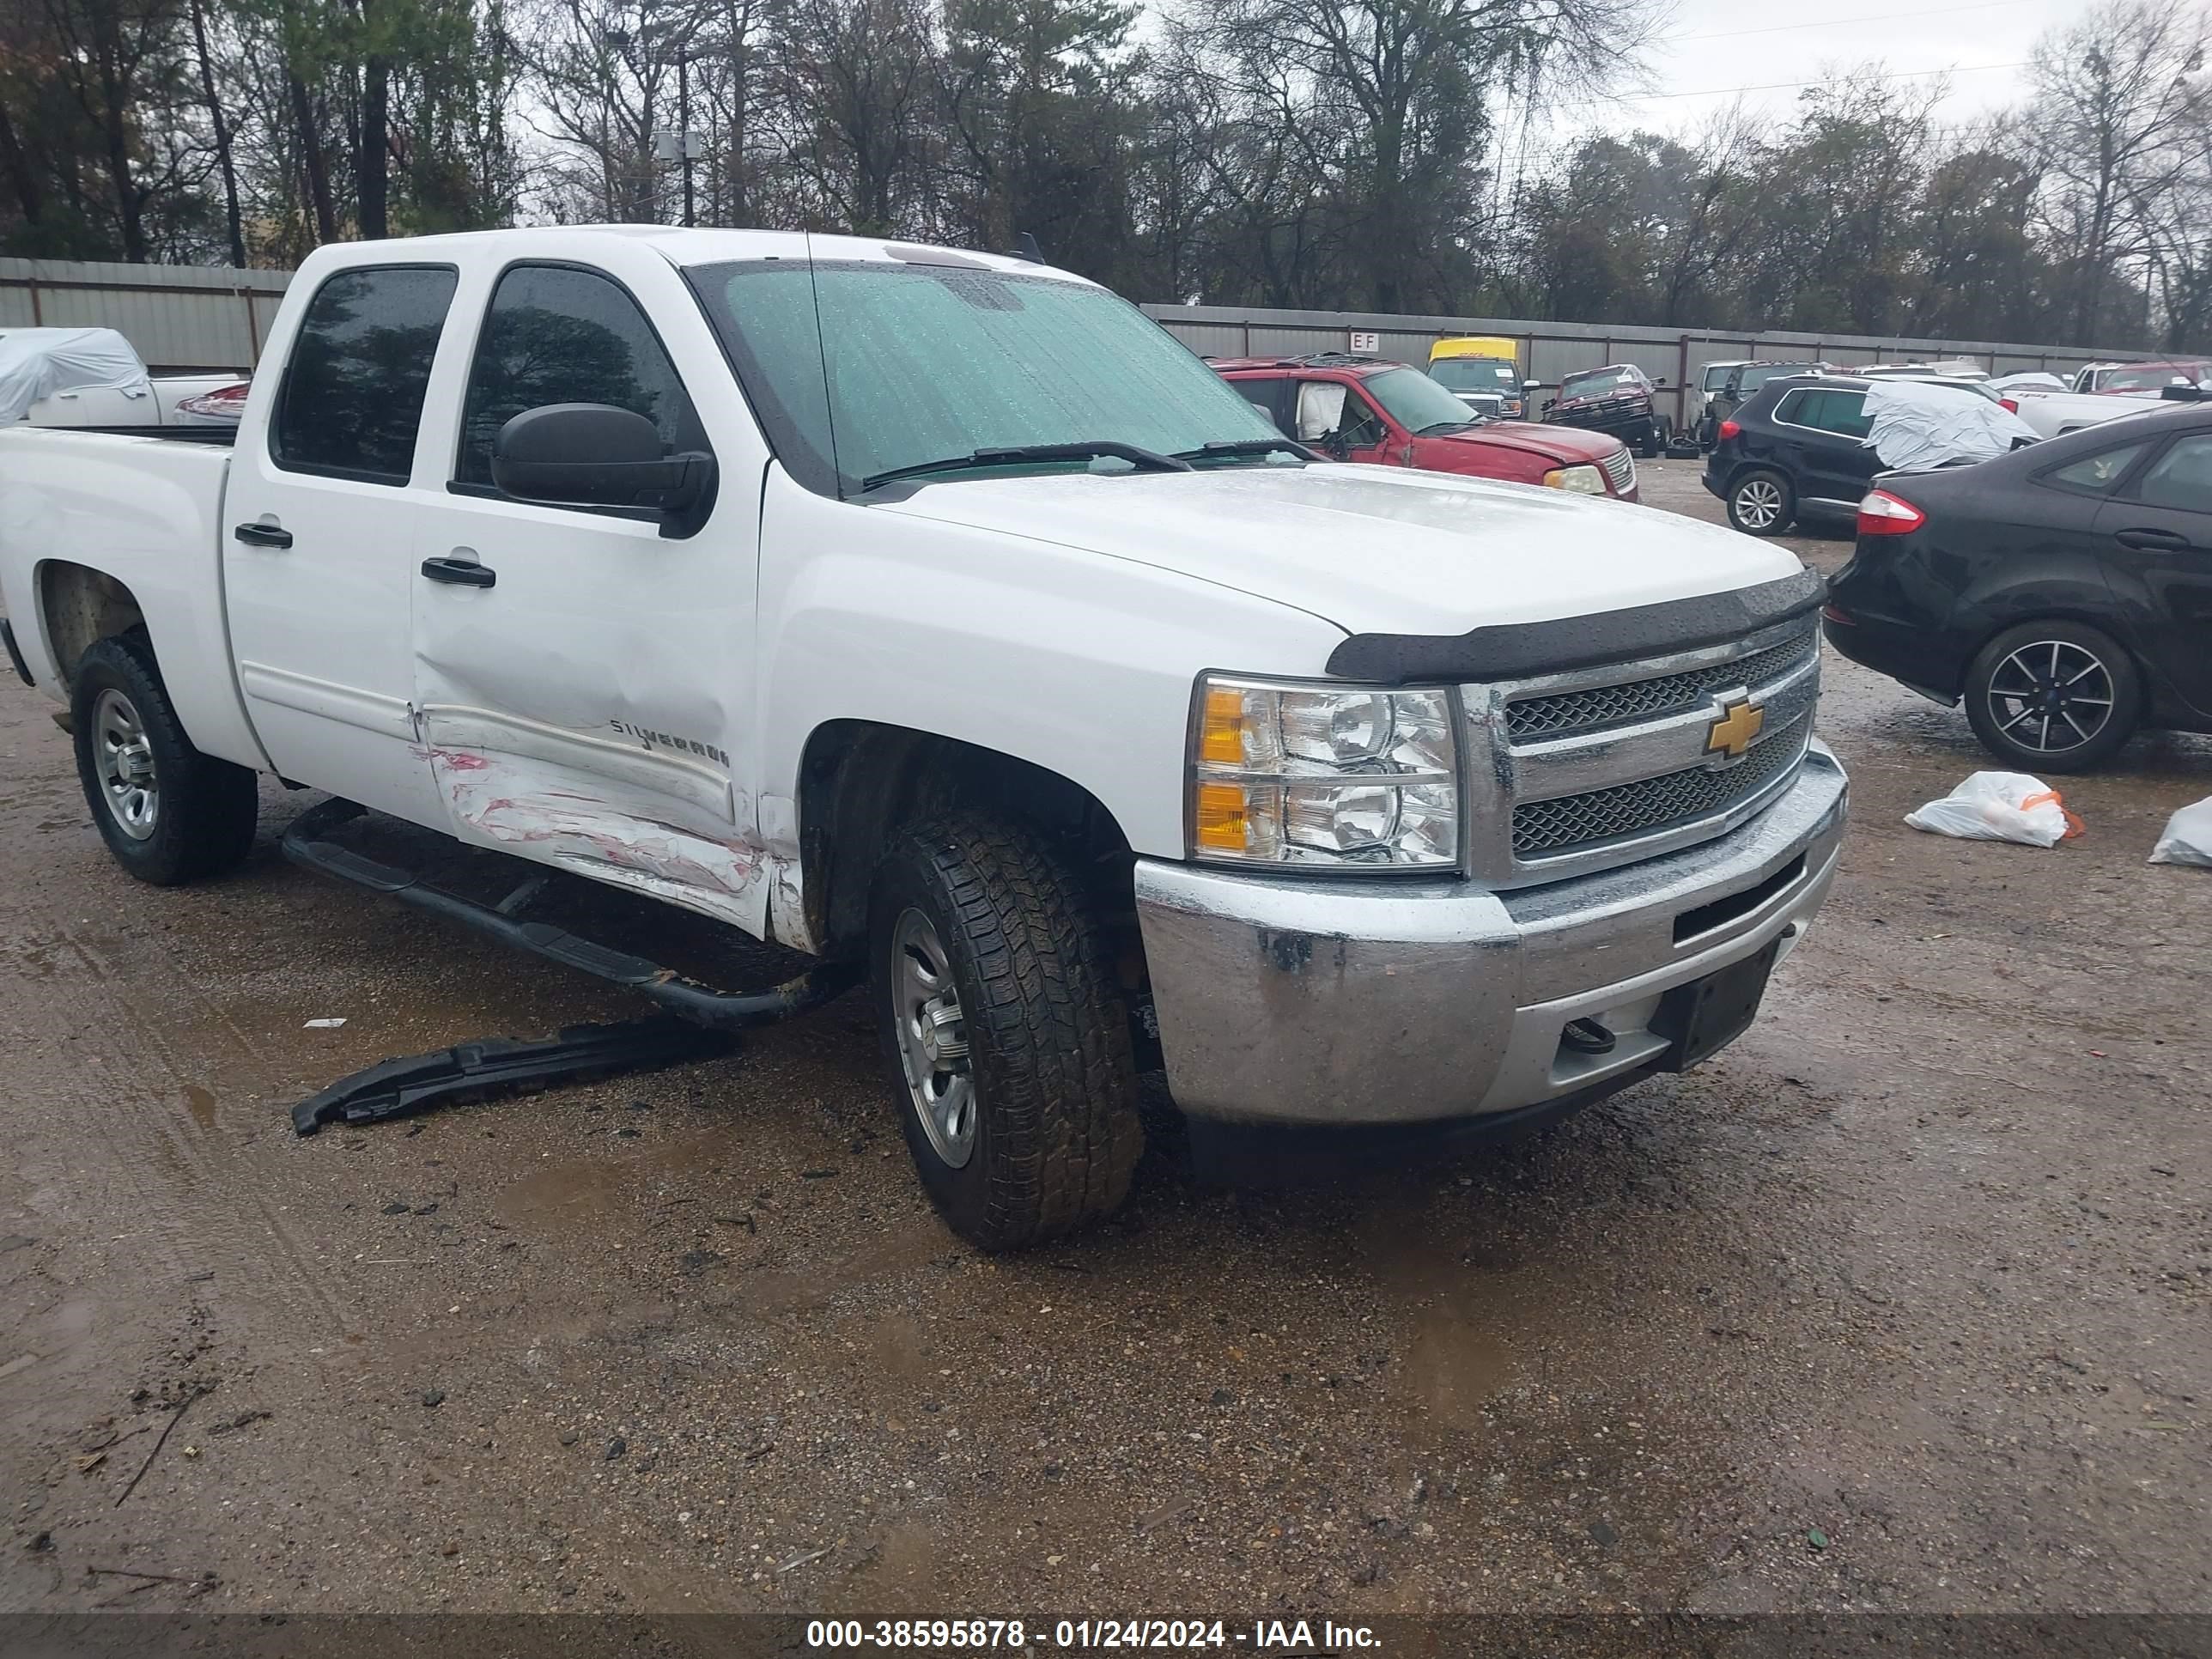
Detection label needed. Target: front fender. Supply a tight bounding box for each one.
[752,468,1350,862]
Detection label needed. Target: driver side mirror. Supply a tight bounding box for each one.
[493,404,716,535]
[1319,428,1352,460]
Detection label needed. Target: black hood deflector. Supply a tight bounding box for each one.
[1326,565,1827,684]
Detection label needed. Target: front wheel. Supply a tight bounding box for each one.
[1963,620,2142,773]
[869,812,1143,1251]
[1727,469,1793,536]
[71,632,260,885]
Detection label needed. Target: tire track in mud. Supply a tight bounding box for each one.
[43,908,359,1341]
[0,871,358,1361]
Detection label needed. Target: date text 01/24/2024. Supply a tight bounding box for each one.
[804,1620,1382,1650]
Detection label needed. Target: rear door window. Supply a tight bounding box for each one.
[274,264,459,483]
[1231,379,1291,436]
[1777,388,1874,440]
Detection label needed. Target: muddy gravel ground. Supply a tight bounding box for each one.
[1,464,2208,1630]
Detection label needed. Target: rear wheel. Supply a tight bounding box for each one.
[71,633,260,885]
[869,811,1142,1251]
[1963,620,2142,774]
[1727,468,1793,535]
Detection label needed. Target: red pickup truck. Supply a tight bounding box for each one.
[1212,353,1639,501]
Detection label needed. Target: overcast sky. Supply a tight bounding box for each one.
[1595,0,2092,133]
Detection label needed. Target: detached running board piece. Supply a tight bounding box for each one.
[292,1018,737,1134]
[279,797,860,1030]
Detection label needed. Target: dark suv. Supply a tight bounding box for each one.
[1694,361,1825,449]
[1703,373,1996,535]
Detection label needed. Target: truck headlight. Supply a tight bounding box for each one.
[1544,464,1607,494]
[1188,677,1458,868]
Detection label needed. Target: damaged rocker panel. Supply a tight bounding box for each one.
[280,797,857,1030]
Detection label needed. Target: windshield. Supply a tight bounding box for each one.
[1560,366,1643,400]
[1363,365,1480,432]
[687,258,1284,495]
[1741,363,1815,392]
[2103,363,2210,392]
[1430,359,1517,392]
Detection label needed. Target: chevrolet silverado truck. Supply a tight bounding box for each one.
[0,228,1847,1250]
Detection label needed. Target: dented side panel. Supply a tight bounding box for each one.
[401,240,796,946]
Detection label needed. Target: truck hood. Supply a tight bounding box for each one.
[1425,419,1618,466]
[876,464,1802,639]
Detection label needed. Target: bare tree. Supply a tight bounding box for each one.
[2030,0,2208,339]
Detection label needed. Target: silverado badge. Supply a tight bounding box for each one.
[1705,695,1765,760]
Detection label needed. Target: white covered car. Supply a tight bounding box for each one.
[0,326,246,428]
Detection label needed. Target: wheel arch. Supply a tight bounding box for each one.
[36,560,146,690]
[795,720,1142,972]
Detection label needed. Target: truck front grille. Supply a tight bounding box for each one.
[1600,446,1636,495]
[1505,628,1814,742]
[1512,714,1810,859]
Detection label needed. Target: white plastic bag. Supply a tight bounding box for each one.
[2149,796,2212,867]
[1905,771,2082,848]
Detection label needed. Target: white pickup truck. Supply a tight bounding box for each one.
[0,228,1847,1248]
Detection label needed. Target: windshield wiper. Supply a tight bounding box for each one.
[1171,438,1316,463]
[1415,420,1479,435]
[860,441,1192,492]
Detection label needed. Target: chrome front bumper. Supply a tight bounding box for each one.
[1134,742,1847,1126]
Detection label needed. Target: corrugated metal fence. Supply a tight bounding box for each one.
[0,258,2160,395]
[0,258,290,373]
[1142,304,2156,428]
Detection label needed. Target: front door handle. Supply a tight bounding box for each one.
[2113,526,2191,551]
[420,556,495,588]
[234,522,293,549]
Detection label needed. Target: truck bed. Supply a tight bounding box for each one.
[0,424,263,770]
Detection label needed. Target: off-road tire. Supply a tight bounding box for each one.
[71,631,260,885]
[870,811,1142,1251]
[1963,619,2142,775]
[1727,468,1794,536]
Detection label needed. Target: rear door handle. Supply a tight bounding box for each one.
[234,522,293,549]
[2113,526,2191,551]
[420,556,495,588]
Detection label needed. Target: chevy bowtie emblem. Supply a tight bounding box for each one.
[1706,695,1765,759]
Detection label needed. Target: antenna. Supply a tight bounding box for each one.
[1007,232,1046,264]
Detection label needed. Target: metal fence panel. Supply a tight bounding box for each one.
[0,258,290,372]
[1145,304,2173,428]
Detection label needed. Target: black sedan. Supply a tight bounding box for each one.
[1823,402,2212,771]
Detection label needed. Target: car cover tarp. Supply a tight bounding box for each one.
[1863,378,2039,470]
[0,326,151,424]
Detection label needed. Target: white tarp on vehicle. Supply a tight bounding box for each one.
[1989,371,2066,393]
[1863,378,2039,470]
[0,327,151,424]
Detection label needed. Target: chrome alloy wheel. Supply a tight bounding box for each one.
[93,688,159,840]
[890,907,975,1168]
[1984,639,2115,754]
[1733,477,1784,531]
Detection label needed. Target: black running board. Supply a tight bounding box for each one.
[279,797,859,1031]
[292,1018,738,1134]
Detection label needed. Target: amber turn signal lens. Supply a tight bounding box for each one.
[1200,685,1248,765]
[1193,780,1249,851]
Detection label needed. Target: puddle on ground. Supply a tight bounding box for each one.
[183,1085,217,1130]
[1353,1203,1520,1433]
